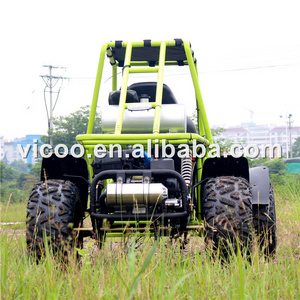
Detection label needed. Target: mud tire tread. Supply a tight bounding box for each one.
[26,180,82,261]
[202,176,253,257]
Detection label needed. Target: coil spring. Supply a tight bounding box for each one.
[181,149,193,187]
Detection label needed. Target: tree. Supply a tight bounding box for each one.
[22,174,39,191]
[247,157,269,168]
[10,160,28,173]
[262,158,287,176]
[0,161,14,183]
[248,157,287,175]
[211,127,239,155]
[29,161,42,179]
[261,158,288,185]
[292,136,300,158]
[41,105,101,148]
[16,172,27,188]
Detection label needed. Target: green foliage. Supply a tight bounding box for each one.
[16,173,37,190]
[211,127,239,155]
[0,181,28,203]
[0,201,27,224]
[0,161,14,183]
[124,239,157,298]
[9,160,28,173]
[247,157,269,168]
[247,157,287,174]
[262,158,287,175]
[274,173,300,198]
[0,161,39,203]
[292,136,300,157]
[41,105,101,148]
[29,161,42,179]
[248,158,288,185]
[1,207,300,299]
[16,173,27,188]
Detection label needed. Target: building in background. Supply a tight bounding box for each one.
[218,123,300,158]
[0,135,42,165]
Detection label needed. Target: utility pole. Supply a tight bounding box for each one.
[41,65,69,147]
[280,113,293,159]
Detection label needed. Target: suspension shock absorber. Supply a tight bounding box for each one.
[181,149,193,187]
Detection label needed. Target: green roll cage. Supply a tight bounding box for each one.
[76,40,213,218]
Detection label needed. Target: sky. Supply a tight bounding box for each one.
[0,0,299,140]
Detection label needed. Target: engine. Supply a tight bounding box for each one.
[91,149,192,216]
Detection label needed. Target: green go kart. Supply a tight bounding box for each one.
[26,39,277,259]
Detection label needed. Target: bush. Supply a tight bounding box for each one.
[273,173,300,200]
[0,161,39,204]
[0,181,29,203]
[262,158,287,175]
[247,158,288,185]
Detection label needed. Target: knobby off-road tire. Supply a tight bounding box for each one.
[26,180,83,261]
[202,176,252,258]
[253,184,277,256]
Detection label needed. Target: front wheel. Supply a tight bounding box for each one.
[202,176,253,258]
[26,180,83,261]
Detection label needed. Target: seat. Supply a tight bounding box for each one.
[128,82,197,133]
[108,89,139,105]
[128,82,178,104]
[105,82,197,134]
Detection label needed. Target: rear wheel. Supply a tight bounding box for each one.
[253,184,277,256]
[202,176,252,258]
[26,180,83,261]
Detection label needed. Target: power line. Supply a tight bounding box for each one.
[201,62,300,73]
[65,60,300,83]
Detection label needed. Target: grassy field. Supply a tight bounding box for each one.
[1,177,299,299]
[0,200,26,227]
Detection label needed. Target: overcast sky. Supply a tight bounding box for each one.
[1,0,299,140]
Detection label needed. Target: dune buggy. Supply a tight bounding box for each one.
[26,39,277,259]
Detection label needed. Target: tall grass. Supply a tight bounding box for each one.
[1,232,299,299]
[272,174,300,258]
[0,201,27,222]
[1,177,299,299]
